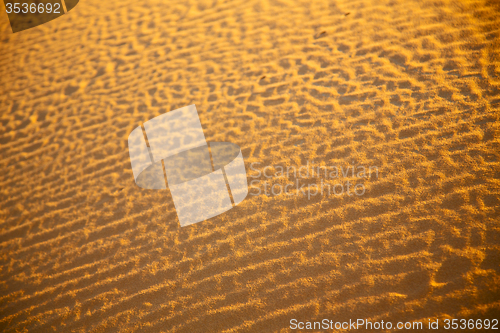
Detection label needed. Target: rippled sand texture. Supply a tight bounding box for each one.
[1,0,499,331]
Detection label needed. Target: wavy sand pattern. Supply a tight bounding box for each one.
[0,0,499,331]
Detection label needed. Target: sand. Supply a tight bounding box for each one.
[0,0,499,331]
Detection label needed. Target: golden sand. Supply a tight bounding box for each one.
[0,0,499,331]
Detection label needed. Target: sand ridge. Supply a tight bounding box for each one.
[0,0,499,331]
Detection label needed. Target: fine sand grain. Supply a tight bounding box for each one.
[0,0,499,332]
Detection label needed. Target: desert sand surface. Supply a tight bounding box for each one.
[0,0,499,332]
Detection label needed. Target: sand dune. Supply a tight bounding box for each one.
[0,0,499,331]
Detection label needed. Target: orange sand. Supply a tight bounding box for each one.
[0,0,499,331]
